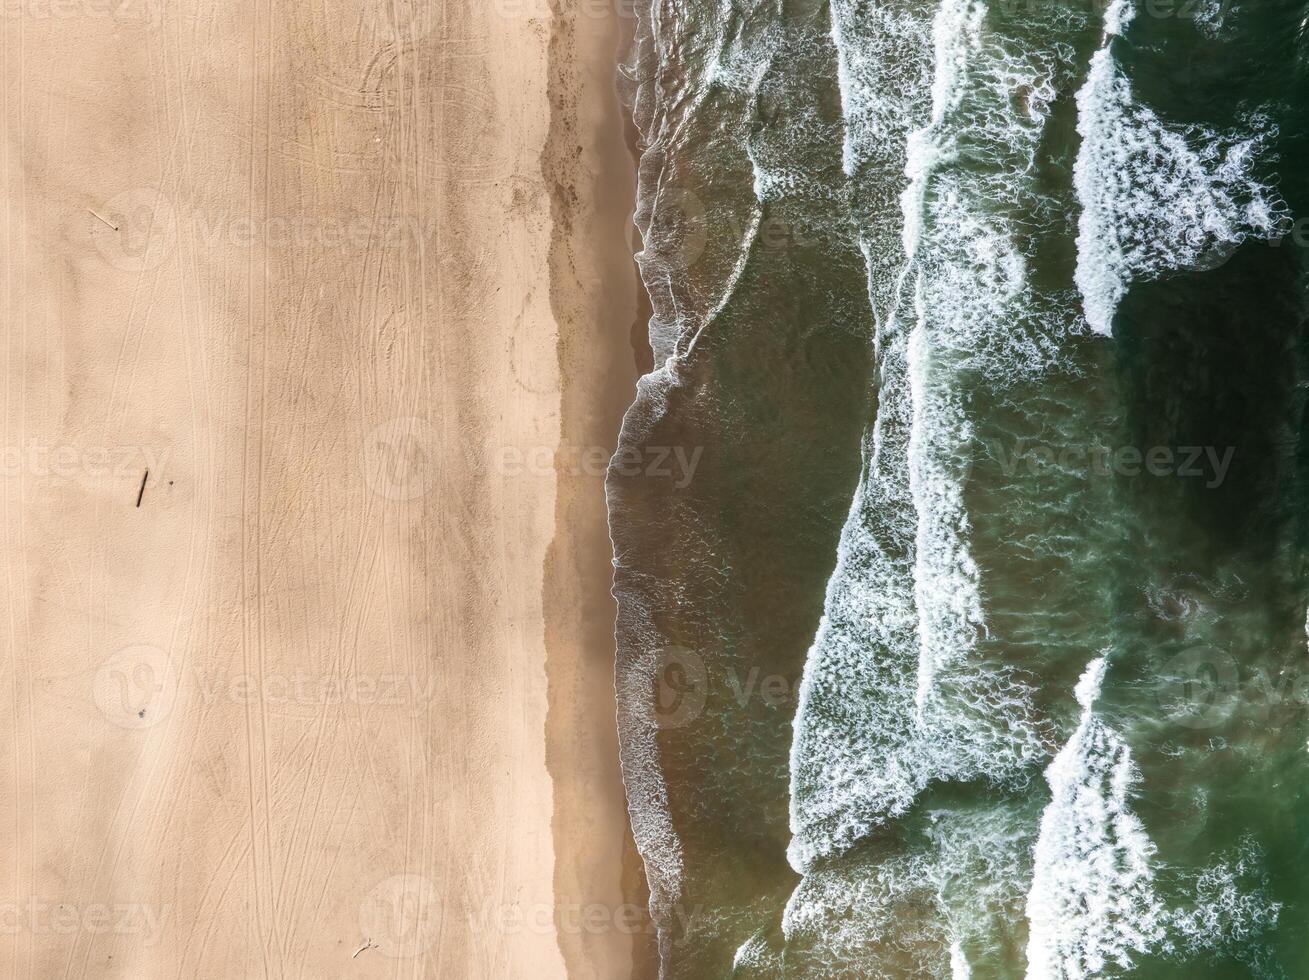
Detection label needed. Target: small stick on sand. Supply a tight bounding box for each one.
[88,209,118,231]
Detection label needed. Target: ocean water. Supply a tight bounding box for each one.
[609,0,1309,976]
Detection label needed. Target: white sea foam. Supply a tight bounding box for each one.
[626,0,776,364]
[902,0,1076,761]
[1023,662,1281,977]
[782,804,1037,977]
[789,0,1070,873]
[616,0,785,935]
[785,0,937,873]
[620,0,900,965]
[1190,0,1232,38]
[1024,657,1165,979]
[1169,838,1282,955]
[608,368,687,948]
[1073,0,1284,335]
[1104,0,1135,37]
[620,0,1289,970]
[731,930,779,974]
[950,940,972,979]
[829,0,934,325]
[830,3,932,185]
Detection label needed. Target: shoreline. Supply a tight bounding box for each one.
[543,0,654,979]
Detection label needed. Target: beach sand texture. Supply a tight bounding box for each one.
[0,0,641,975]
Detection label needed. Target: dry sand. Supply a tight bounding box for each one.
[0,0,643,975]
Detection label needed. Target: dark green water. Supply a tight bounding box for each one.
[609,0,1309,976]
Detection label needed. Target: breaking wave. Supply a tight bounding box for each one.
[1072,0,1285,336]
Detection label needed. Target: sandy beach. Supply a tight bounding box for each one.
[0,0,641,976]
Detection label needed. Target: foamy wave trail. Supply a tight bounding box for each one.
[950,941,971,979]
[1072,0,1286,336]
[781,0,932,875]
[1167,838,1283,961]
[780,803,1037,976]
[614,0,881,970]
[1024,660,1284,978]
[788,0,1077,874]
[609,371,685,948]
[613,0,769,950]
[829,0,936,323]
[1024,657,1165,979]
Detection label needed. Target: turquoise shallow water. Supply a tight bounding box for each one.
[609,1,1309,976]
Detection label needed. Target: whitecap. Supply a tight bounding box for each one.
[1073,0,1284,336]
[1024,657,1166,980]
[790,0,1071,873]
